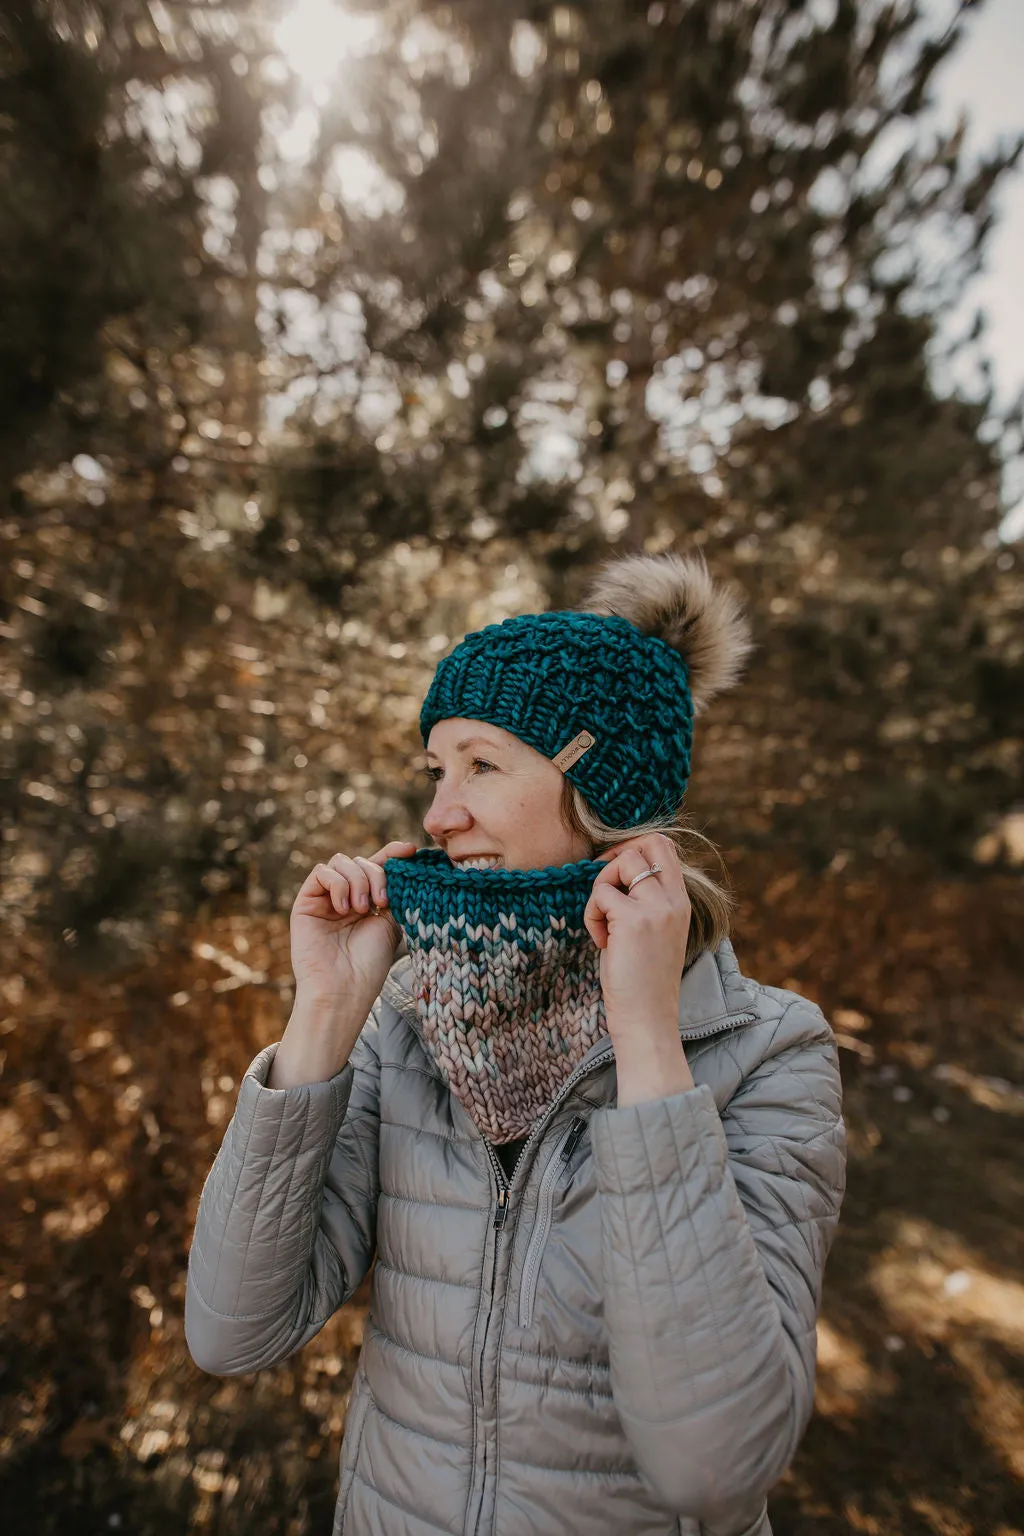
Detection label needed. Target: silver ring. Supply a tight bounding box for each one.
[627,863,662,893]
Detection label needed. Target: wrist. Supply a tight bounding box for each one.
[610,1023,694,1107]
[292,983,349,1016]
[269,991,369,1088]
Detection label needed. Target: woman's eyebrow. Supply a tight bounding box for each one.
[423,736,503,760]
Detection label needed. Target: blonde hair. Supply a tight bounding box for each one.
[560,779,734,969]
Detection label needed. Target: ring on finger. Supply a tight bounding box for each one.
[627,863,662,894]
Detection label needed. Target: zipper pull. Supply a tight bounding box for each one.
[493,1186,509,1231]
[560,1116,587,1163]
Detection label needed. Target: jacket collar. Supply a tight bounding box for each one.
[677,938,758,1035]
[380,936,756,1043]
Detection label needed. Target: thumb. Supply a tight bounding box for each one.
[584,880,623,948]
[584,880,630,921]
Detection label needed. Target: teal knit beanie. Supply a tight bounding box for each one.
[419,552,752,830]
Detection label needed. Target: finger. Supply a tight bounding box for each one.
[582,889,609,948]
[615,842,683,894]
[370,840,417,863]
[596,835,651,860]
[583,885,634,950]
[590,846,656,895]
[585,880,635,919]
[600,833,675,864]
[583,910,608,950]
[353,854,389,909]
[325,851,378,908]
[584,880,640,947]
[324,853,359,903]
[310,863,351,915]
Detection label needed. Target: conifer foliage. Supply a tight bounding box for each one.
[1,0,1020,963]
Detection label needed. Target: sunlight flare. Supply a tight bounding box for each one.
[274,0,381,92]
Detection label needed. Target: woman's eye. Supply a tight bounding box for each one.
[420,759,495,783]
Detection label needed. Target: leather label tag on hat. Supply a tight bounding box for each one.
[552,729,595,771]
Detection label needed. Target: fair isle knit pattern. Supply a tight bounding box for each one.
[383,849,609,1143]
[418,611,693,829]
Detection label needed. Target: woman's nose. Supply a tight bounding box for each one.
[422,784,472,840]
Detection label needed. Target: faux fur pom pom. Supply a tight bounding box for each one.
[580,552,753,713]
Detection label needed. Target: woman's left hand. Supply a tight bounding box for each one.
[583,833,694,1102]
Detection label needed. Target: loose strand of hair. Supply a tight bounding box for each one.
[561,780,734,968]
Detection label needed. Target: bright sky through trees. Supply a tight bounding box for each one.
[274,0,380,92]
[268,0,1023,536]
[932,0,1023,538]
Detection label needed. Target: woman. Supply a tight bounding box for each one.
[185,551,846,1536]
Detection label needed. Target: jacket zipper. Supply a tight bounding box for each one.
[475,1002,759,1261]
[433,1008,757,1536]
[491,1005,758,1178]
[468,1021,755,1534]
[468,1139,508,1536]
[517,1115,586,1329]
[489,1009,760,1339]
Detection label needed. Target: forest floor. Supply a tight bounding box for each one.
[1,856,1022,1535]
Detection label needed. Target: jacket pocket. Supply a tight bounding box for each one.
[518,1116,587,1329]
[333,1367,372,1536]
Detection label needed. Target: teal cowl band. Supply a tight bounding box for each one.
[383,849,608,1143]
[418,610,693,829]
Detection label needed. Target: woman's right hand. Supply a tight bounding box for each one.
[289,840,418,1012]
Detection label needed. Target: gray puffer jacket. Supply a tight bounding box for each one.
[185,939,845,1536]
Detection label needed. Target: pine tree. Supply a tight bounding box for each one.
[1,0,1020,969]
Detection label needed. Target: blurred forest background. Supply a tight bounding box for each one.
[1,0,1022,1531]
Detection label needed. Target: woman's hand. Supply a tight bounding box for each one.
[290,840,417,1010]
[583,833,694,1104]
[270,841,418,1089]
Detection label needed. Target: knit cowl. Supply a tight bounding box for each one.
[382,848,609,1144]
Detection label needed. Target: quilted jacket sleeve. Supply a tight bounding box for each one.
[184,1007,382,1376]
[589,997,845,1529]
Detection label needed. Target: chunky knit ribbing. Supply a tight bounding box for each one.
[418,611,693,829]
[383,849,608,1143]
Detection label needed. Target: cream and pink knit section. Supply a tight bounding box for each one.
[383,849,610,1144]
[406,914,605,1142]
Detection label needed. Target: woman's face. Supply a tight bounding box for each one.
[421,717,593,871]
